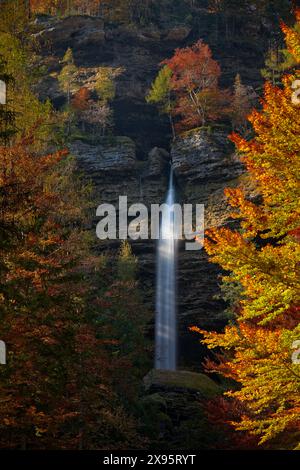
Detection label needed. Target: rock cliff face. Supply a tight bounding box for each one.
[141,369,222,449]
[172,130,245,366]
[70,128,244,368]
[35,9,274,367]
[37,15,191,158]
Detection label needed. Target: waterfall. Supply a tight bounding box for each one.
[155,167,177,370]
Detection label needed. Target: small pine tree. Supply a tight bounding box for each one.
[58,48,79,135]
[58,48,79,105]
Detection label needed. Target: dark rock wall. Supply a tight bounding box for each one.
[36,4,290,368]
[37,4,291,157]
[70,129,244,369]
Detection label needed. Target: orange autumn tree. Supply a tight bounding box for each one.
[29,0,102,16]
[162,40,230,131]
[191,14,300,449]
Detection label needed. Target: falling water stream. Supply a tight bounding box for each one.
[155,167,177,370]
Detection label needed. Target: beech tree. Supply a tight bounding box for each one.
[0,0,30,38]
[94,66,124,106]
[158,40,230,131]
[100,241,150,400]
[83,100,112,135]
[191,13,300,448]
[71,86,91,131]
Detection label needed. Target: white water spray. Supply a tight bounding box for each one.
[155,167,177,370]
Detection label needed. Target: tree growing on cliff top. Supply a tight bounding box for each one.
[94,67,116,104]
[191,12,300,448]
[146,65,175,139]
[58,48,78,105]
[71,86,90,111]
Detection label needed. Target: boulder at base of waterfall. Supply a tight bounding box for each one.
[140,369,224,449]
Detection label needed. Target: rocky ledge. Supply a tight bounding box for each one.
[171,128,244,229]
[70,136,136,175]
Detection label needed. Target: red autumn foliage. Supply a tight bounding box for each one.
[205,397,261,450]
